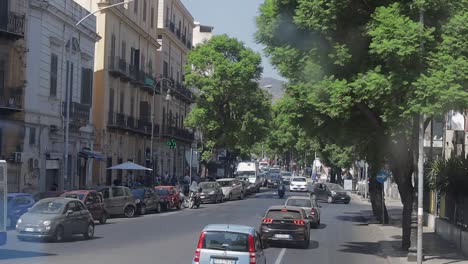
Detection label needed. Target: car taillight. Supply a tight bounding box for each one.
[310,208,317,216]
[248,234,256,264]
[193,231,205,263]
[293,219,305,225]
[262,218,273,224]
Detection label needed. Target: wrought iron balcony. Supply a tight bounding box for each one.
[162,126,194,142]
[0,86,23,113]
[0,11,25,39]
[108,56,129,79]
[62,102,90,122]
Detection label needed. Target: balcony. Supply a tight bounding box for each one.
[186,41,192,50]
[181,35,186,44]
[176,29,181,39]
[108,111,126,129]
[0,11,25,39]
[169,22,175,33]
[128,64,139,83]
[162,126,194,142]
[0,86,23,113]
[173,83,194,103]
[62,102,90,124]
[108,56,129,79]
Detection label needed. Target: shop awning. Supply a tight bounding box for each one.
[78,149,105,161]
[107,161,152,171]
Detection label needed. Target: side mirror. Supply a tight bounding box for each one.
[66,209,74,216]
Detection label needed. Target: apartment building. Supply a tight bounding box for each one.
[0,0,27,192]
[193,21,213,46]
[22,0,99,192]
[156,0,195,179]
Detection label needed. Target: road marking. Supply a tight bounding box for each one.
[274,248,286,264]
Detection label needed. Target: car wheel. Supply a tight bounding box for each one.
[139,204,146,215]
[155,203,161,213]
[124,206,135,218]
[327,196,333,203]
[99,213,108,224]
[54,226,65,242]
[83,223,94,240]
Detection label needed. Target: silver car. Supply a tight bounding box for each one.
[217,178,244,200]
[16,197,95,242]
[285,196,321,228]
[193,224,267,264]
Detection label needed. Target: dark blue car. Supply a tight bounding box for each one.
[7,193,35,228]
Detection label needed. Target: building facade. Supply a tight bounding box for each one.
[0,0,27,192]
[193,22,213,46]
[22,0,99,192]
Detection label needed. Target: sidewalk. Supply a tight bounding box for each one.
[351,193,468,264]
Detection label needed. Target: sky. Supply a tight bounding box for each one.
[181,0,282,80]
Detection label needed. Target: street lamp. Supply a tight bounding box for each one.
[62,0,136,191]
[149,77,172,183]
[164,89,175,178]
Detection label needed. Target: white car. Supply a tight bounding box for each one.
[289,177,308,192]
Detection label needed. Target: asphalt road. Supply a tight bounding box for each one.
[1,188,390,264]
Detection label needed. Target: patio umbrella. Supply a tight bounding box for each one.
[107,161,152,171]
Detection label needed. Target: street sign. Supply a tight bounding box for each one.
[166,139,177,149]
[376,170,390,183]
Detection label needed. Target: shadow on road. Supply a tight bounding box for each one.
[268,240,319,250]
[313,223,327,230]
[0,249,56,260]
[335,215,368,223]
[338,241,386,258]
[21,236,103,243]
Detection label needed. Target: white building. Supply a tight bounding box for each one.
[23,0,99,192]
[193,21,213,46]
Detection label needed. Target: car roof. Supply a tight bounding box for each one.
[291,177,306,179]
[203,224,255,235]
[216,178,234,181]
[286,196,311,200]
[267,205,304,211]
[63,190,92,194]
[37,197,79,203]
[155,186,174,189]
[8,193,32,197]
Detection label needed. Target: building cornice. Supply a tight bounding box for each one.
[158,28,188,52]
[173,0,195,26]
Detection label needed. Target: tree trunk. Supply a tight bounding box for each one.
[369,169,389,224]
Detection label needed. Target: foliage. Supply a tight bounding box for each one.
[185,35,272,161]
[427,157,468,197]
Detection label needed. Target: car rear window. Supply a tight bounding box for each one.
[217,181,232,187]
[286,199,311,208]
[202,231,249,252]
[266,209,302,220]
[292,178,306,182]
[155,188,169,195]
[61,193,85,200]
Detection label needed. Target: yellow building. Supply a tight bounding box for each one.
[77,0,195,185]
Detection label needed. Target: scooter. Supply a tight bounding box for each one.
[189,188,202,209]
[278,184,285,198]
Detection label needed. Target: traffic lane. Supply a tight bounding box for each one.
[275,199,388,264]
[0,189,286,264]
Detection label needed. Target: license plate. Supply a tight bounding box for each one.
[25,228,35,232]
[213,259,235,264]
[274,234,291,239]
[200,196,205,198]
[341,197,346,199]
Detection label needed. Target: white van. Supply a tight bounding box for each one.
[236,162,261,192]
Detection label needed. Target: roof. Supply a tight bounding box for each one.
[37,197,78,203]
[216,178,235,182]
[63,190,93,194]
[203,224,255,235]
[286,196,311,200]
[267,205,304,211]
[7,193,32,197]
[155,186,174,189]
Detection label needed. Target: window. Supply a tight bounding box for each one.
[151,7,154,28]
[112,187,125,197]
[133,0,138,14]
[81,68,93,105]
[109,88,114,113]
[120,91,124,113]
[163,61,168,77]
[110,34,116,58]
[0,59,5,97]
[143,0,147,21]
[15,196,32,205]
[66,61,74,102]
[121,41,126,59]
[202,231,250,252]
[29,127,36,145]
[50,54,58,97]
[101,188,110,199]
[77,202,87,211]
[66,201,79,212]
[130,96,134,116]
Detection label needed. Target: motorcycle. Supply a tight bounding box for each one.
[278,184,285,198]
[189,187,202,209]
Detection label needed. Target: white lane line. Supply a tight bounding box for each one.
[274,248,286,264]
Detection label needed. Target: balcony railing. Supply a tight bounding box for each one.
[0,11,25,38]
[62,102,90,122]
[0,86,23,112]
[162,126,194,142]
[108,56,129,78]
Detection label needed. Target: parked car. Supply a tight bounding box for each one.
[289,177,308,192]
[154,186,181,210]
[95,186,137,217]
[237,176,254,194]
[7,193,35,228]
[131,187,161,215]
[198,182,224,203]
[312,183,350,204]
[259,205,310,248]
[285,196,321,228]
[192,224,267,264]
[216,178,244,200]
[16,197,94,242]
[61,190,108,224]
[281,171,293,184]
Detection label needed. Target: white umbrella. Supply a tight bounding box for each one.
[107,161,152,171]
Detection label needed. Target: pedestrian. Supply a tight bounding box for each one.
[164,171,169,184]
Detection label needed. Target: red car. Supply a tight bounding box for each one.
[61,190,109,224]
[154,186,181,211]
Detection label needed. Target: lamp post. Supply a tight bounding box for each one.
[62,0,136,191]
[164,90,174,178]
[150,77,172,183]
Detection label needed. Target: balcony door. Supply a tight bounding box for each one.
[0,0,8,31]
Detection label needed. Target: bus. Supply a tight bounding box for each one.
[0,160,6,245]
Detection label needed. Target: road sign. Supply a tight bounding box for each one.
[166,139,177,149]
[376,170,390,183]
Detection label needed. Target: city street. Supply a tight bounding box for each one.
[1,189,390,264]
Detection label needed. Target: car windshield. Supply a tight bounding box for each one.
[282,172,292,177]
[155,188,169,195]
[327,184,345,191]
[29,200,65,214]
[286,199,312,208]
[237,171,255,177]
[131,189,145,198]
[199,182,216,189]
[217,181,233,187]
[7,196,13,203]
[61,193,85,200]
[292,178,306,182]
[270,169,280,173]
[266,209,302,220]
[202,231,250,252]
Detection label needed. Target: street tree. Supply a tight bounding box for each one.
[185,35,272,166]
[256,0,468,249]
